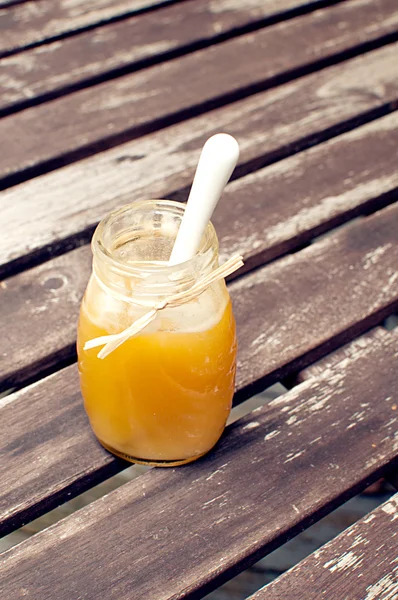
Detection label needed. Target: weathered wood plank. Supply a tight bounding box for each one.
[0,0,181,57]
[253,495,398,599]
[252,492,395,578]
[215,111,398,271]
[295,327,389,382]
[1,42,398,277]
[1,202,397,535]
[1,0,397,187]
[231,202,398,394]
[0,328,397,598]
[0,0,337,114]
[2,112,398,391]
[0,249,91,391]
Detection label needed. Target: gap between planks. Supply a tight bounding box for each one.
[0,0,349,117]
[252,494,398,599]
[1,41,398,279]
[0,0,192,58]
[0,328,397,598]
[0,203,397,535]
[1,0,397,190]
[1,111,398,392]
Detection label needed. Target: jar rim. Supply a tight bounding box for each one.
[92,199,218,281]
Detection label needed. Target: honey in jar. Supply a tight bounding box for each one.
[77,200,237,466]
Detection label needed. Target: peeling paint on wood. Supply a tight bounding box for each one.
[297,328,390,382]
[0,0,397,187]
[0,331,397,598]
[1,204,397,536]
[0,0,331,112]
[0,2,397,597]
[0,0,179,56]
[216,111,398,268]
[1,41,398,275]
[253,495,398,598]
[1,119,398,390]
[0,0,397,597]
[231,202,398,392]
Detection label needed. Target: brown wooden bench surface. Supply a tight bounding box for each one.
[0,0,180,56]
[1,329,398,598]
[1,201,397,533]
[1,0,333,58]
[1,0,397,191]
[1,111,397,392]
[0,0,336,115]
[253,494,398,599]
[1,41,397,278]
[1,0,398,597]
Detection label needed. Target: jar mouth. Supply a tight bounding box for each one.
[92,200,218,298]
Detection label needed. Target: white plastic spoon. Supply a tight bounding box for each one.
[168,133,239,266]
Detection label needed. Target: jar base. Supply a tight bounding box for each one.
[98,439,208,467]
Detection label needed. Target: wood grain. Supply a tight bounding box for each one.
[0,328,397,598]
[253,494,398,599]
[1,42,398,277]
[231,202,398,394]
[0,248,92,391]
[295,327,389,383]
[1,202,397,535]
[215,111,398,271]
[1,0,397,187]
[0,0,335,114]
[2,112,398,391]
[0,0,181,57]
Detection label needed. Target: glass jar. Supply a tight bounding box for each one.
[77,200,237,466]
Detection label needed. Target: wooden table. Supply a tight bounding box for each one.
[1,0,398,598]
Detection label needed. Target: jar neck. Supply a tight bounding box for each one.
[92,200,219,304]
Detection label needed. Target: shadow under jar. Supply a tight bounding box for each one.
[77,200,237,466]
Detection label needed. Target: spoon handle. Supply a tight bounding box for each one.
[169,133,239,266]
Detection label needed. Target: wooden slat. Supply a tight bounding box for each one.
[0,0,181,57]
[216,111,398,270]
[1,0,397,188]
[0,0,334,114]
[0,249,91,391]
[295,327,389,382]
[2,112,398,391]
[1,202,397,535]
[253,495,398,599]
[1,328,397,598]
[230,202,398,393]
[1,42,398,277]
